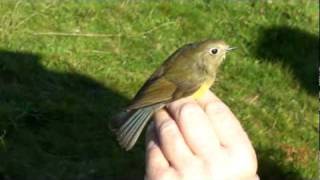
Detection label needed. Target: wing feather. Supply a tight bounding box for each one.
[127,77,176,110]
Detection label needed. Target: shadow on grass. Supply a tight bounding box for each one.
[255,25,318,95]
[257,148,305,180]
[0,50,145,180]
[0,50,310,180]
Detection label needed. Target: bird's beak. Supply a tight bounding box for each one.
[226,47,237,51]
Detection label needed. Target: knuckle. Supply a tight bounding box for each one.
[206,101,230,113]
[179,102,201,118]
[158,119,176,135]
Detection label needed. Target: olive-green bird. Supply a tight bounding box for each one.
[110,39,235,151]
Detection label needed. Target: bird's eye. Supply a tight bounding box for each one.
[210,48,218,55]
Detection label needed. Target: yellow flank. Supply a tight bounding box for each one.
[191,79,214,99]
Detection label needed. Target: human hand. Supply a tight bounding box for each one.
[145,91,258,180]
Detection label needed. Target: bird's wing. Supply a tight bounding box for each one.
[127,43,200,110]
[127,78,174,110]
[127,76,200,110]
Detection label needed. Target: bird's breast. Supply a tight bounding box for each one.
[191,78,214,99]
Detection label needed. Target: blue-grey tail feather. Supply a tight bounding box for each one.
[115,105,161,151]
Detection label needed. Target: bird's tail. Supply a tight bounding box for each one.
[110,104,162,151]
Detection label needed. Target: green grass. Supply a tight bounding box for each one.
[0,0,318,179]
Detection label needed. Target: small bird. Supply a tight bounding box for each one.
[110,39,235,151]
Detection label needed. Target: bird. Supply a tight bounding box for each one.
[110,39,235,151]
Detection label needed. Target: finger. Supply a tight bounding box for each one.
[153,109,195,170]
[241,174,260,180]
[202,92,257,176]
[167,100,220,158]
[204,95,254,152]
[166,91,215,120]
[252,175,260,180]
[145,122,169,178]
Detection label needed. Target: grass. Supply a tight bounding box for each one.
[0,0,318,179]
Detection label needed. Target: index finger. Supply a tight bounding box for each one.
[200,91,253,150]
[145,122,169,174]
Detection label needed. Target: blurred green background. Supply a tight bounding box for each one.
[0,0,318,179]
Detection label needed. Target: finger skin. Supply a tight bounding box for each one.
[206,100,247,148]
[167,100,220,158]
[145,122,169,178]
[153,109,195,170]
[146,91,258,179]
[198,91,251,149]
[202,91,257,174]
